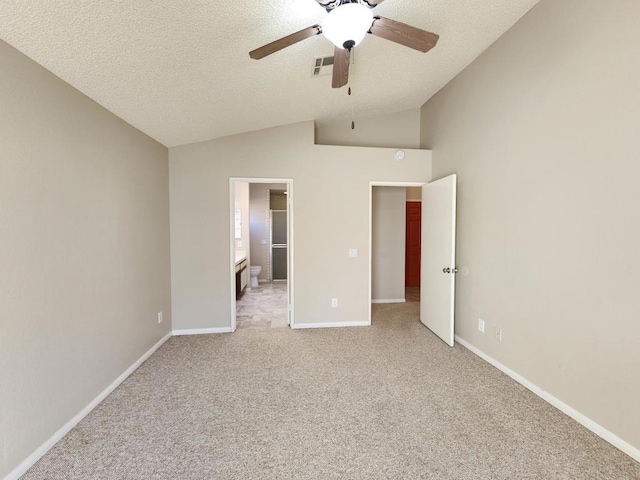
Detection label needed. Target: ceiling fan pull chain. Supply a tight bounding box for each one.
[351,97,355,130]
[349,87,355,129]
[350,91,357,128]
[350,50,356,129]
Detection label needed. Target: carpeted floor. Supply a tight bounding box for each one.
[23,301,640,479]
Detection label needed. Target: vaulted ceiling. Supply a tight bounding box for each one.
[0,0,538,147]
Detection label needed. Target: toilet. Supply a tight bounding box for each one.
[249,265,262,288]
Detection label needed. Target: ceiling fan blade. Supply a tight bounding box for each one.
[249,25,321,60]
[332,46,350,88]
[369,16,439,53]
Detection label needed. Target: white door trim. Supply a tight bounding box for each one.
[229,178,294,331]
[369,181,427,326]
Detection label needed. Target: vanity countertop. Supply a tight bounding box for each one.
[235,252,247,265]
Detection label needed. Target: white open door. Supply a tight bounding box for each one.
[420,174,457,346]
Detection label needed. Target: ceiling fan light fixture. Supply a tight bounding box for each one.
[321,3,374,49]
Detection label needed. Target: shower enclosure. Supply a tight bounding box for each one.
[270,209,287,281]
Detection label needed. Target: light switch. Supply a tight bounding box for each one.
[349,248,358,258]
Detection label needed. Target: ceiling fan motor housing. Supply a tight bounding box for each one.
[321,1,374,49]
[321,0,377,12]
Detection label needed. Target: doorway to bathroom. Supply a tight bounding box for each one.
[229,178,294,332]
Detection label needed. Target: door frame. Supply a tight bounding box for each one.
[229,178,294,331]
[368,181,426,326]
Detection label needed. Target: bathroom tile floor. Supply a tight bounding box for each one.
[237,285,419,331]
[236,282,288,330]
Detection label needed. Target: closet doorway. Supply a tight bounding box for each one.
[368,177,458,346]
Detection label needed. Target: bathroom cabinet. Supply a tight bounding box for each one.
[235,258,247,299]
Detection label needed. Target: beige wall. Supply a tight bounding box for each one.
[0,40,171,477]
[270,190,287,210]
[249,183,287,283]
[406,187,422,202]
[169,122,431,329]
[315,109,421,149]
[420,0,640,452]
[372,187,406,301]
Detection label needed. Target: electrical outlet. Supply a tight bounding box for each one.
[478,319,485,333]
[331,298,338,308]
[158,311,163,324]
[495,327,502,341]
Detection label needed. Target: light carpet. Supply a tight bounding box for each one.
[23,302,640,479]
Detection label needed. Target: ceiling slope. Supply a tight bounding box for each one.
[0,0,539,147]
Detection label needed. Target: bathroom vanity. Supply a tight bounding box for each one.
[235,253,247,299]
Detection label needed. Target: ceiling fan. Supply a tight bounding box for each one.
[249,0,439,89]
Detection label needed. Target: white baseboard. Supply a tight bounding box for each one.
[5,331,172,480]
[7,326,237,479]
[454,335,640,463]
[292,321,369,329]
[172,327,232,335]
[371,299,406,304]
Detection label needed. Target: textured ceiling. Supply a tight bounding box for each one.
[0,0,538,147]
